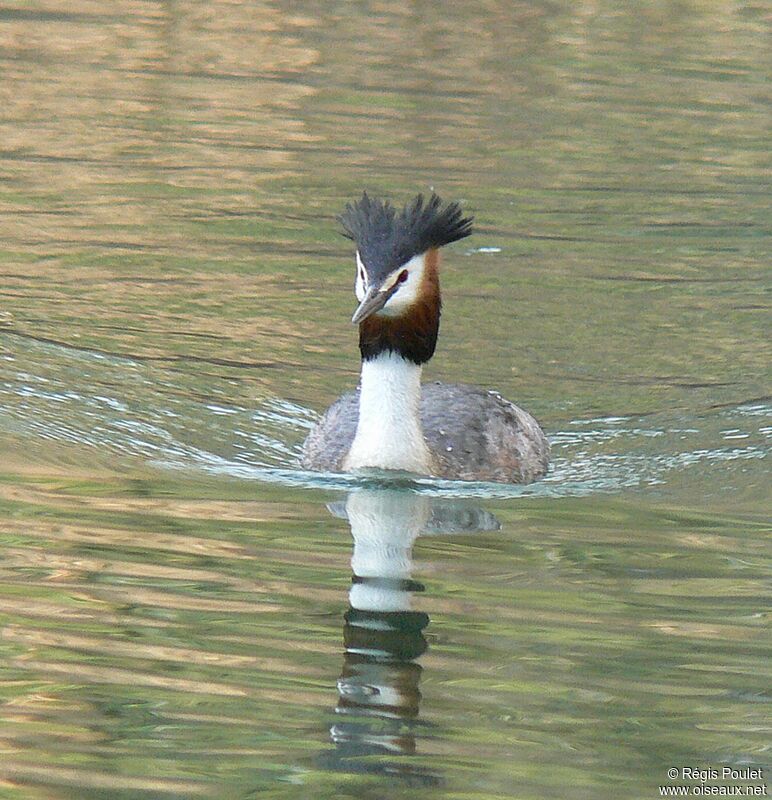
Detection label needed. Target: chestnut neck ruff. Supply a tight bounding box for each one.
[358,249,441,365]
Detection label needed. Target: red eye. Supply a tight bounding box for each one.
[397,270,409,283]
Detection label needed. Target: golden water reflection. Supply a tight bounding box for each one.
[0,1,768,797]
[0,471,767,798]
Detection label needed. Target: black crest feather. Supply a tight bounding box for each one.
[339,192,473,281]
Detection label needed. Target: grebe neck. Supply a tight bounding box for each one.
[343,351,434,475]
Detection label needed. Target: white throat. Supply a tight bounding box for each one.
[343,352,435,475]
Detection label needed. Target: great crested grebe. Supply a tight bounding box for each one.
[301,192,549,484]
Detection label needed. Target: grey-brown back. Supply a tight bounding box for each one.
[300,382,549,484]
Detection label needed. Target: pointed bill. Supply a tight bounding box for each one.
[351,285,392,324]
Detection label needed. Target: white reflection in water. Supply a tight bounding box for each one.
[321,488,498,781]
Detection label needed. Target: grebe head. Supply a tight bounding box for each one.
[339,192,473,364]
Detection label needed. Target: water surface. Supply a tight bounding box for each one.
[0,2,769,798]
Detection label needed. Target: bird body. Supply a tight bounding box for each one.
[301,193,549,484]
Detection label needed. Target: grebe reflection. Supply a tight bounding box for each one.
[319,488,499,783]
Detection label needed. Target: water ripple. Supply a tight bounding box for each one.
[1,336,768,500]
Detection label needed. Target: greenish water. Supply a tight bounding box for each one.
[0,2,769,798]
